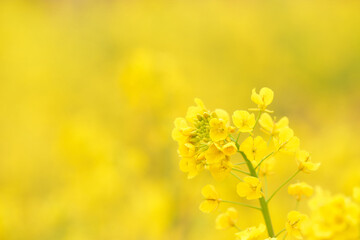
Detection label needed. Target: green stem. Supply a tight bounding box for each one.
[252,110,263,132]
[232,168,251,175]
[234,162,246,165]
[221,200,261,211]
[275,228,286,237]
[230,172,243,181]
[255,152,274,170]
[240,151,275,237]
[267,170,301,203]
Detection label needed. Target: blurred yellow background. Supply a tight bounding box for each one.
[0,0,360,239]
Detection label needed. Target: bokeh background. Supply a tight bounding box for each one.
[0,0,360,239]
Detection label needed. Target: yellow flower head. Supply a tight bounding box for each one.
[215,207,238,229]
[240,136,267,166]
[285,211,308,240]
[274,128,300,153]
[259,113,289,137]
[222,142,237,156]
[178,142,196,158]
[235,223,266,240]
[296,150,320,173]
[354,187,360,202]
[199,184,220,213]
[232,110,256,132]
[237,176,263,200]
[259,157,276,177]
[288,182,314,201]
[209,157,233,181]
[251,87,274,111]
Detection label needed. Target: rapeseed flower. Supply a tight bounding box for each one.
[296,150,320,173]
[237,176,263,200]
[235,224,266,240]
[199,184,220,213]
[250,87,274,112]
[259,113,289,137]
[240,136,267,166]
[232,110,256,132]
[285,211,308,239]
[215,207,238,229]
[288,182,314,201]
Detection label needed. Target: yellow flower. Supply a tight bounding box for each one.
[186,98,207,123]
[288,182,314,201]
[285,211,308,240]
[215,207,238,229]
[235,224,266,240]
[232,110,256,132]
[222,142,237,156]
[179,156,205,179]
[199,184,220,213]
[259,157,275,177]
[240,136,267,166]
[274,128,300,153]
[251,87,274,111]
[354,187,360,202]
[259,113,289,136]
[209,118,228,142]
[178,142,196,157]
[237,176,263,200]
[209,157,233,181]
[172,117,192,143]
[296,150,320,173]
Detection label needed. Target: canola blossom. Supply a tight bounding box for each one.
[172,88,360,239]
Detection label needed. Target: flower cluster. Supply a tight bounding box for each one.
[173,88,326,239]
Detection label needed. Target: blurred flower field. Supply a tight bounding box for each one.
[0,0,360,239]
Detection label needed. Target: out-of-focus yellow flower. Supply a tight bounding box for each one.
[354,187,360,202]
[215,207,238,229]
[259,113,289,137]
[179,156,205,179]
[240,136,267,166]
[251,87,274,112]
[209,157,233,181]
[273,128,300,153]
[285,211,308,240]
[307,188,360,239]
[199,184,220,213]
[237,176,263,200]
[259,157,275,177]
[235,223,266,240]
[296,150,320,173]
[288,182,314,201]
[232,110,256,132]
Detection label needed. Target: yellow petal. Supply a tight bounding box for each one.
[199,200,218,213]
[201,184,219,199]
[259,113,274,133]
[259,87,274,106]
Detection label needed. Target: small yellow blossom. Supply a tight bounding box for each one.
[235,223,266,240]
[296,150,320,173]
[354,187,360,202]
[251,87,274,111]
[186,98,207,123]
[222,142,237,156]
[172,117,192,143]
[178,142,196,157]
[259,113,289,137]
[274,128,300,153]
[237,176,263,200]
[259,157,276,177]
[232,110,256,132]
[179,156,205,179]
[285,211,308,240]
[199,185,220,213]
[209,157,233,181]
[215,207,238,229]
[288,182,314,201]
[240,136,267,166]
[210,117,228,142]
